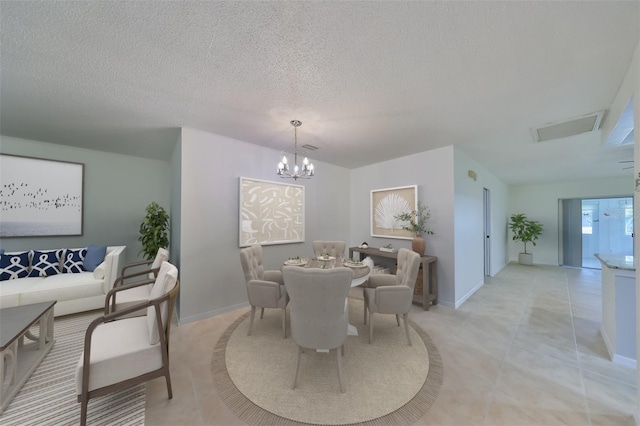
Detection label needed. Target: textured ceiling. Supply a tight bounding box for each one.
[0,1,638,185]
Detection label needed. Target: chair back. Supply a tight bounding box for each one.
[146,261,179,345]
[149,248,170,278]
[283,266,352,350]
[395,248,421,291]
[239,245,265,282]
[313,241,346,258]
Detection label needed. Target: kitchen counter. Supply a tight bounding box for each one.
[594,253,635,271]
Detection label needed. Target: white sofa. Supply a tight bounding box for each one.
[0,246,126,316]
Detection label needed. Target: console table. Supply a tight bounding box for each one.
[348,247,438,310]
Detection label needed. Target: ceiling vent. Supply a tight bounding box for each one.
[301,144,318,151]
[532,111,605,143]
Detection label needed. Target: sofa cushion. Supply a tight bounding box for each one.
[19,273,104,306]
[63,248,87,273]
[0,251,30,281]
[28,249,64,277]
[84,245,107,272]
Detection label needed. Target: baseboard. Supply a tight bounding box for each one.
[612,354,637,369]
[178,301,249,325]
[455,280,484,309]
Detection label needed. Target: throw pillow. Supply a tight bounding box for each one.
[28,249,64,277]
[0,251,30,281]
[0,249,4,255]
[63,248,87,273]
[84,244,107,272]
[146,261,178,345]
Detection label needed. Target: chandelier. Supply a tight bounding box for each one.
[276,120,315,180]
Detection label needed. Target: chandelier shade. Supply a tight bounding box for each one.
[276,120,315,180]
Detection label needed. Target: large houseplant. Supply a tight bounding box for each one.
[508,213,543,265]
[394,202,434,255]
[138,201,170,260]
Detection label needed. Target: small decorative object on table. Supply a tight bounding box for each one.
[359,242,369,249]
[379,244,397,253]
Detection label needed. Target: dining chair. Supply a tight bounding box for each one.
[239,244,288,338]
[363,248,421,345]
[107,247,170,318]
[312,240,346,258]
[282,266,352,393]
[76,261,180,426]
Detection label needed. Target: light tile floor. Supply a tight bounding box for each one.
[145,263,638,425]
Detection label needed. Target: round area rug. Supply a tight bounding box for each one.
[211,298,443,425]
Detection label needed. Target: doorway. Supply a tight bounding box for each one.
[483,188,491,276]
[560,196,634,268]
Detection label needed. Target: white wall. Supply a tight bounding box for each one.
[350,146,456,307]
[178,127,351,323]
[0,136,171,265]
[453,148,509,307]
[509,177,633,265]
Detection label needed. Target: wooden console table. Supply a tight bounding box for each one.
[348,247,438,310]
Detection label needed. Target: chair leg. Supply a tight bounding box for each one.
[396,314,401,326]
[80,395,88,426]
[292,345,302,389]
[336,346,346,393]
[364,298,368,325]
[248,306,256,336]
[165,369,173,399]
[260,307,265,319]
[368,312,374,344]
[281,307,286,339]
[403,313,412,346]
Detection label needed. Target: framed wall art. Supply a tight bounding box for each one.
[239,177,305,247]
[0,154,84,237]
[370,185,417,239]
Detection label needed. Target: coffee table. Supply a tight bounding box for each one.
[0,301,56,414]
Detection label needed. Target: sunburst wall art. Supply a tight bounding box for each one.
[239,177,304,247]
[370,185,417,239]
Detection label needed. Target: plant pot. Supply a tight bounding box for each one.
[518,253,533,265]
[412,234,425,256]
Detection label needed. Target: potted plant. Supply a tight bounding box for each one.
[508,213,543,265]
[394,202,434,255]
[138,201,170,260]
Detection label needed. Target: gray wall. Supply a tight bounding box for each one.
[0,136,171,265]
[178,127,351,323]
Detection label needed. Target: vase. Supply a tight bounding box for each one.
[412,234,425,256]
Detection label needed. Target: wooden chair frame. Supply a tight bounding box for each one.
[78,280,180,426]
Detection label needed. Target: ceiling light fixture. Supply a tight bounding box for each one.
[276,120,315,180]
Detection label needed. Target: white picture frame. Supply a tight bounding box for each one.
[0,154,84,237]
[370,185,417,240]
[239,177,305,247]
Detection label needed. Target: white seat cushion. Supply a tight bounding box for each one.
[75,316,162,394]
[19,273,103,305]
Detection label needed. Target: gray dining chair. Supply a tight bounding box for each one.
[363,248,421,345]
[239,245,288,338]
[282,266,352,393]
[312,241,346,258]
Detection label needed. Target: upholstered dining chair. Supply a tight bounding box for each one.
[313,240,346,258]
[107,247,170,317]
[282,266,352,393]
[76,261,180,426]
[239,244,288,338]
[363,248,421,345]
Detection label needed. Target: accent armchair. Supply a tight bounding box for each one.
[283,266,352,393]
[75,261,180,426]
[239,245,288,338]
[313,240,346,258]
[363,248,421,345]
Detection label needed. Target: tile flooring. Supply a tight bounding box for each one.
[145,263,638,425]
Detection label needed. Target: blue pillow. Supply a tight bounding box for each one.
[0,249,4,255]
[0,251,30,281]
[84,245,107,272]
[29,250,63,277]
[63,248,87,273]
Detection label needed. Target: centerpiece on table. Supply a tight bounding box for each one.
[394,202,434,255]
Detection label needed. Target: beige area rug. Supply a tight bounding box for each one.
[212,297,443,425]
[0,310,145,426]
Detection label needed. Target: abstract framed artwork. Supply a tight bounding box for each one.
[239,177,304,247]
[370,185,417,239]
[0,154,84,237]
